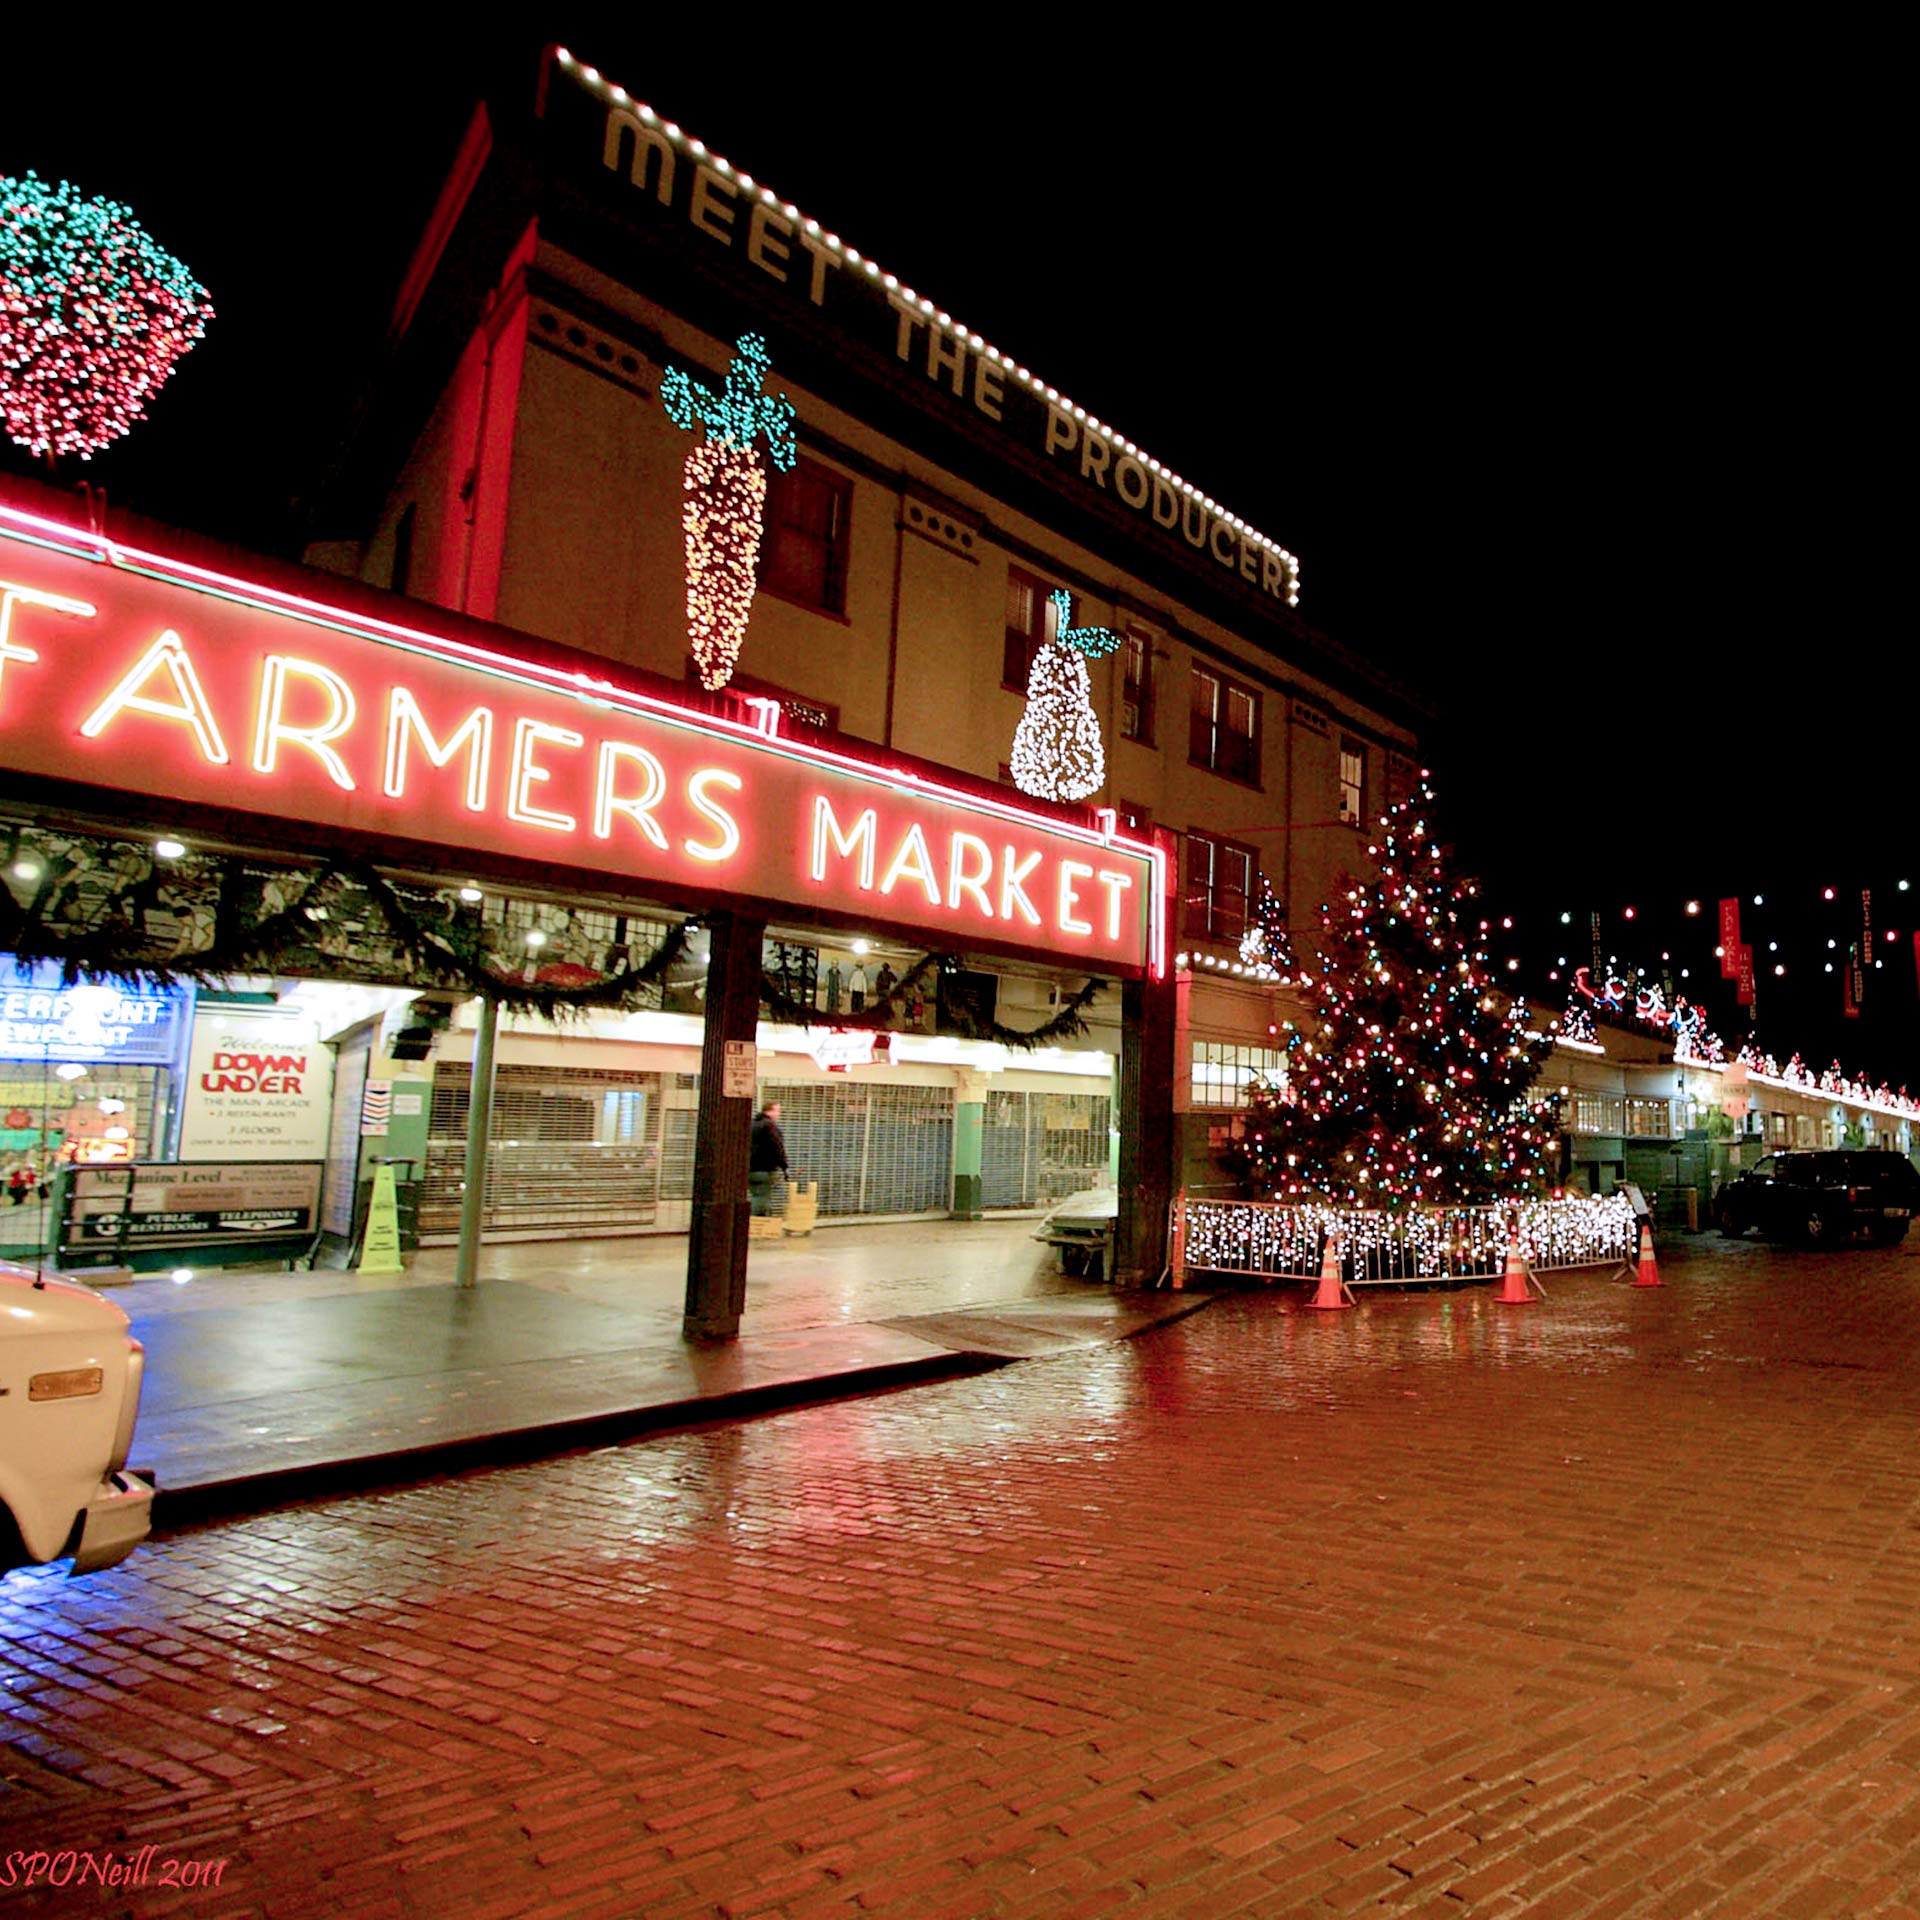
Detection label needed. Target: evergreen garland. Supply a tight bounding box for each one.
[0,826,692,1013]
[1,826,1108,1043]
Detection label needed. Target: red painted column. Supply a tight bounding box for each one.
[1114,829,1180,1284]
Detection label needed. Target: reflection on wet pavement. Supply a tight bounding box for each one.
[6,1233,1920,1916]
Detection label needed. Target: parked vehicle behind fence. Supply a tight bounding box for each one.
[1714,1150,1920,1246]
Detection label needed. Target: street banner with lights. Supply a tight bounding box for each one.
[1718,899,1741,978]
[1859,890,1872,1006]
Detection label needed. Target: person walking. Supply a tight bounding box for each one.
[749,1101,789,1216]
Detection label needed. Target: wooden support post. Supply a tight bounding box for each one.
[684,911,766,1341]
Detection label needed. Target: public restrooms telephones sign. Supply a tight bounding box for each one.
[0,505,1162,975]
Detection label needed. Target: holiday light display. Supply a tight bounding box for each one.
[660,332,796,689]
[1230,779,1555,1208]
[1180,1192,1635,1283]
[1009,591,1108,802]
[0,171,212,460]
[1049,589,1119,658]
[1560,959,1724,1062]
[1732,1043,1920,1120]
[1238,875,1297,977]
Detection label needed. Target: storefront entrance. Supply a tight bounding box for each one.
[0,485,1173,1333]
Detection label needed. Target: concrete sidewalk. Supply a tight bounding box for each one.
[102,1217,1211,1525]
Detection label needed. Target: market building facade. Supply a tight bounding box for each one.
[0,479,1164,1325]
[295,45,1427,1245]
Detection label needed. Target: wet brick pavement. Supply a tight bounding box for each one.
[6,1233,1920,1916]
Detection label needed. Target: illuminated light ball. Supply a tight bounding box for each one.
[1774,963,1786,976]
[0,171,213,459]
[1624,906,1636,919]
[1686,900,1700,915]
[1753,894,1763,906]
[1823,887,1836,901]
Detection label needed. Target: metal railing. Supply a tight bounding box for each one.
[1172,1193,1638,1287]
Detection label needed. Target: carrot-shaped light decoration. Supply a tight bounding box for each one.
[660,332,797,690]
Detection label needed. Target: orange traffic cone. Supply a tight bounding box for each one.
[1632,1219,1662,1288]
[1494,1226,1536,1304]
[1307,1231,1355,1310]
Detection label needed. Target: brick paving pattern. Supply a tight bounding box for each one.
[6,1235,1920,1916]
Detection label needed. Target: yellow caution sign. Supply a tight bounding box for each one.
[357,1162,405,1274]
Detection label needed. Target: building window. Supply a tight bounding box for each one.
[1191,1040,1285,1109]
[1565,1090,1625,1135]
[759,457,852,615]
[1624,1096,1675,1138]
[1004,567,1056,688]
[1189,666,1258,783]
[1182,830,1255,944]
[1339,736,1366,824]
[1121,631,1155,743]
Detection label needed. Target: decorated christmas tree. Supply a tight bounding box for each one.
[1229,778,1556,1208]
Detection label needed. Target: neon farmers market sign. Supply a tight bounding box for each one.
[0,504,1162,975]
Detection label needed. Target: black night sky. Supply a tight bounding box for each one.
[5,23,1909,1078]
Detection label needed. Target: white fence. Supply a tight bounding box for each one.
[1172,1193,1638,1287]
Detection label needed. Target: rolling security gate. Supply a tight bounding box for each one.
[765,1080,953,1217]
[980,1088,1113,1209]
[421,1063,685,1238]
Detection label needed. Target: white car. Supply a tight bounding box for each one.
[0,1262,153,1576]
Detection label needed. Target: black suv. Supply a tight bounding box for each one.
[1714,1150,1920,1246]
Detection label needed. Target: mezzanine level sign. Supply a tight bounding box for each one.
[0,503,1162,976]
